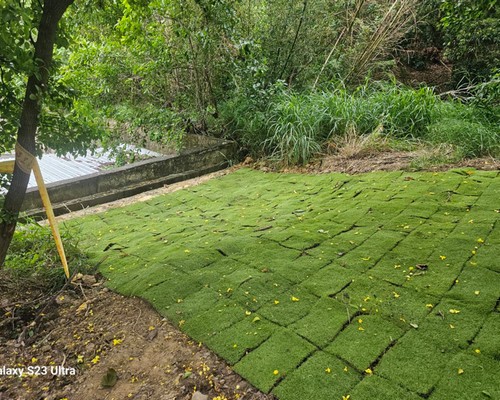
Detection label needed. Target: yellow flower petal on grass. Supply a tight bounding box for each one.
[325,367,331,374]
[458,368,464,375]
[112,338,123,346]
[273,370,279,376]
[364,368,373,375]
[449,309,461,314]
[91,355,100,364]
[291,296,300,302]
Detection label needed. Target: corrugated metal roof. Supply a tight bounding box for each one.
[0,145,164,191]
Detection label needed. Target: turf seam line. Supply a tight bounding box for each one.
[367,337,399,372]
[327,280,354,299]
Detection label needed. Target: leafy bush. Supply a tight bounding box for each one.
[220,81,288,156]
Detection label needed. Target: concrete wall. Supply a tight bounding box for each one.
[22,139,238,216]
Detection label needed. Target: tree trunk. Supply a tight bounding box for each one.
[0,0,74,265]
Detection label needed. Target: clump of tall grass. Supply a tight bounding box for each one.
[261,81,436,164]
[264,92,322,165]
[428,101,499,158]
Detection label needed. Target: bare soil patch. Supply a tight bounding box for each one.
[0,274,275,400]
[250,151,500,175]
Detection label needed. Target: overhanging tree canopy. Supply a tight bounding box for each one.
[0,0,77,264]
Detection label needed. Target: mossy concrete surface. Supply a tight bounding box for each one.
[72,168,500,400]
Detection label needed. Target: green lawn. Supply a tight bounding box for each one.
[71,168,500,400]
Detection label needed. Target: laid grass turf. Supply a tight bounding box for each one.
[70,168,500,400]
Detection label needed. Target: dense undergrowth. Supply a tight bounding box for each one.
[221,79,500,165]
[2,221,93,290]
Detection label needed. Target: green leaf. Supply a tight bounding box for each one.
[101,368,118,388]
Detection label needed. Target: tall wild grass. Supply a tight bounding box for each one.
[221,80,499,165]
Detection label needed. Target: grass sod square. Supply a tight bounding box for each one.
[400,200,441,220]
[443,265,500,309]
[233,330,317,393]
[101,261,181,295]
[162,248,223,272]
[337,229,407,272]
[402,256,463,297]
[328,226,380,250]
[258,285,319,326]
[376,330,456,395]
[301,264,357,297]
[180,299,246,343]
[416,299,490,352]
[202,316,277,365]
[472,312,500,359]
[348,375,423,400]
[192,257,249,287]
[454,177,491,196]
[335,275,438,328]
[325,314,405,371]
[305,232,371,262]
[163,286,221,325]
[270,255,330,285]
[228,272,293,312]
[140,272,204,310]
[279,230,327,252]
[204,265,258,293]
[290,297,353,348]
[473,243,500,272]
[464,207,499,224]
[429,352,500,400]
[272,351,361,400]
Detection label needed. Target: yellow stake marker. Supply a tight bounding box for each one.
[32,160,70,278]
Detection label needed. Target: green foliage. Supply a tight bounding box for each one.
[0,0,105,157]
[2,0,497,169]
[4,221,92,287]
[0,0,39,154]
[440,0,499,83]
[468,72,500,123]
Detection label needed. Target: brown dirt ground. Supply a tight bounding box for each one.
[1,152,499,400]
[0,274,274,400]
